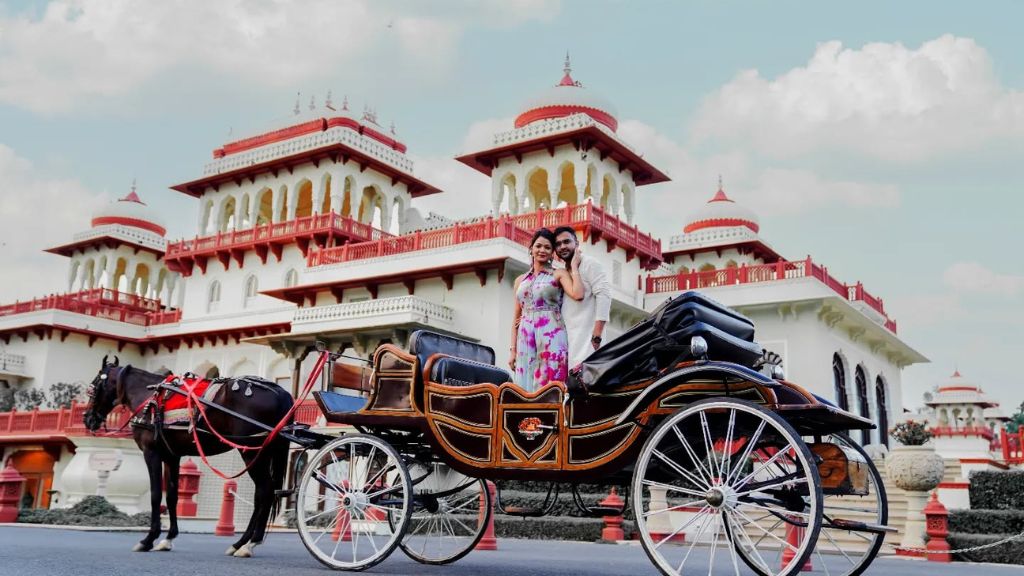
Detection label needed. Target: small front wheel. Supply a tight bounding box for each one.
[295,434,412,571]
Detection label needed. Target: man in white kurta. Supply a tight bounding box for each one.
[554,227,612,369]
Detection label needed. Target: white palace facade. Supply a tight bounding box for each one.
[0,59,930,516]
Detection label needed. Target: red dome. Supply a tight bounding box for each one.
[91,186,166,237]
[683,184,760,234]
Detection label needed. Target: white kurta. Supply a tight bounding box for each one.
[561,254,612,369]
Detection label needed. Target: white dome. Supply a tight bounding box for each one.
[91,189,166,237]
[683,186,760,234]
[514,56,618,131]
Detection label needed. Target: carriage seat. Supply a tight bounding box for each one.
[408,330,497,382]
[430,356,513,387]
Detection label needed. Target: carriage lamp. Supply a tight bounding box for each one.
[689,336,708,359]
[771,364,786,380]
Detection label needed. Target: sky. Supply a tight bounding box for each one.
[0,0,1022,413]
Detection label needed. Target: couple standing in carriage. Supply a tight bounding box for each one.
[510,226,611,392]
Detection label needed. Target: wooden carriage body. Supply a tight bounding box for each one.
[314,331,873,485]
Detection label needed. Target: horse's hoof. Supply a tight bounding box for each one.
[224,546,237,556]
[132,543,152,552]
[233,543,255,558]
[153,539,173,551]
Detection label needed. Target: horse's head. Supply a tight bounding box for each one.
[83,355,122,431]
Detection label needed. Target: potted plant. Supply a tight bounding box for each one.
[886,420,945,492]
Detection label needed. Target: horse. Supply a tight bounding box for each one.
[82,355,293,558]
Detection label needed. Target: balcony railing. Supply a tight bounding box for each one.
[308,203,662,269]
[0,352,27,376]
[645,257,897,333]
[293,296,456,325]
[0,399,324,441]
[0,288,180,327]
[165,212,391,276]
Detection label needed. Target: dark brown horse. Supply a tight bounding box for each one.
[83,356,293,557]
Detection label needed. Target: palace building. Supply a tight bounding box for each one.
[0,58,926,519]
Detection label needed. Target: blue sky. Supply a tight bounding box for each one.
[1,0,1022,413]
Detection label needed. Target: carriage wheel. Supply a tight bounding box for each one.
[295,434,412,571]
[805,433,888,576]
[389,462,492,565]
[632,398,822,576]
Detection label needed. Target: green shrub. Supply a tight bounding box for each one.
[968,470,1024,510]
[17,496,148,527]
[947,533,1024,565]
[950,509,1024,535]
[495,516,634,541]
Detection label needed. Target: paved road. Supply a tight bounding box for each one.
[0,526,1020,576]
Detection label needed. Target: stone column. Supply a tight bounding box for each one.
[573,161,587,206]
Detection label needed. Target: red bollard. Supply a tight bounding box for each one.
[780,520,813,572]
[0,461,26,522]
[177,459,201,517]
[215,480,237,536]
[600,487,625,542]
[924,491,952,562]
[475,481,497,551]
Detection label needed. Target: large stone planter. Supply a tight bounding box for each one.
[887,444,945,554]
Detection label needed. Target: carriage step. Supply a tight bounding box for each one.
[827,518,898,534]
[582,506,625,517]
[275,489,294,498]
[501,506,547,517]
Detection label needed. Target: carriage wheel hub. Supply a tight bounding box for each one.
[705,487,736,509]
[342,492,369,510]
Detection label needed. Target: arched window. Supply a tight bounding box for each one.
[855,366,870,445]
[243,275,258,307]
[832,353,849,411]
[284,269,299,288]
[207,280,221,313]
[875,376,889,447]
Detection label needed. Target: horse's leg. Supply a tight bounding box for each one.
[154,457,180,551]
[133,449,163,552]
[232,450,273,559]
[229,451,262,557]
[247,440,288,552]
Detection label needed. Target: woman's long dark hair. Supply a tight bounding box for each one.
[529,227,557,250]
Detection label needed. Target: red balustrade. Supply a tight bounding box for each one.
[0,402,132,439]
[1000,429,1024,464]
[0,288,180,327]
[646,257,897,333]
[166,212,391,275]
[308,204,662,269]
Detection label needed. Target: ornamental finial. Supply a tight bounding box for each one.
[131,178,137,195]
[342,94,349,111]
[325,90,334,110]
[564,51,572,77]
[718,174,723,191]
[390,120,396,135]
[293,91,301,115]
[309,94,316,111]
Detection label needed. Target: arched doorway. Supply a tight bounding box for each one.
[832,353,849,411]
[10,449,57,509]
[875,376,889,447]
[855,366,870,445]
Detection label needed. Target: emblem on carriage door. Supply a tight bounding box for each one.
[518,417,545,440]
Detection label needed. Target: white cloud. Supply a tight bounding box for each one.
[616,119,900,235]
[943,261,1024,296]
[691,35,1024,162]
[0,143,108,302]
[0,0,560,114]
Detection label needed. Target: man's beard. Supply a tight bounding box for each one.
[558,249,574,262]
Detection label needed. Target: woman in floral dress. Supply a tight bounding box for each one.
[509,228,583,392]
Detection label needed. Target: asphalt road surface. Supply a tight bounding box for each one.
[0,526,1020,576]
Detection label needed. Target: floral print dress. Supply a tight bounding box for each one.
[515,268,569,392]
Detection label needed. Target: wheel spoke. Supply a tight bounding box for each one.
[641,478,707,498]
[698,411,722,481]
[642,497,707,518]
[722,409,737,480]
[676,507,715,573]
[724,420,766,486]
[673,425,715,487]
[652,504,711,549]
[733,443,793,491]
[653,447,709,492]
[732,506,798,551]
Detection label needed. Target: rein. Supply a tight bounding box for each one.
[183,350,328,480]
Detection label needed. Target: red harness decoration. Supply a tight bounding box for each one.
[159,375,211,418]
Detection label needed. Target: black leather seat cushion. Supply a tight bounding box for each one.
[430,357,512,387]
[408,331,497,384]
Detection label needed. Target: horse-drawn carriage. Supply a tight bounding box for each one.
[289,292,892,576]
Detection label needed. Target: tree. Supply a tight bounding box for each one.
[14,388,47,411]
[1007,401,1024,434]
[48,382,84,409]
[0,386,13,412]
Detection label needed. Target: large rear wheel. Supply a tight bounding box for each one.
[295,434,412,571]
[632,398,823,576]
